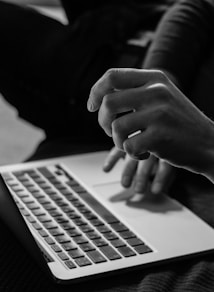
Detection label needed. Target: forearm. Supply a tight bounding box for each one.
[143,0,214,92]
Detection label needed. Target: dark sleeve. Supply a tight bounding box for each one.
[143,0,214,92]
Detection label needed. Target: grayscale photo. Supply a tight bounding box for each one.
[0,1,214,291]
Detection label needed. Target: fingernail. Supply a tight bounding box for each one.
[122,176,131,188]
[152,183,161,194]
[103,162,110,172]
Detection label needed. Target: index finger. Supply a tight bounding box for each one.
[87,68,156,112]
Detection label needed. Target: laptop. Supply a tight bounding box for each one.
[0,150,214,284]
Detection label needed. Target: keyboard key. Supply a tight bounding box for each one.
[66,180,79,187]
[21,209,30,216]
[68,213,81,220]
[61,242,77,251]
[43,220,58,229]
[103,232,118,241]
[55,235,70,243]
[44,237,55,245]
[71,201,84,208]
[86,250,107,263]
[134,245,153,254]
[99,246,122,260]
[119,230,136,239]
[37,198,51,205]
[48,210,62,217]
[90,219,104,227]
[48,178,61,185]
[32,209,46,216]
[33,178,46,184]
[49,228,64,237]
[71,185,86,194]
[56,201,68,207]
[67,229,81,237]
[38,183,51,189]
[72,218,87,226]
[85,231,101,240]
[65,194,78,202]
[53,183,66,190]
[38,229,49,237]
[55,217,69,224]
[32,222,42,230]
[25,186,40,193]
[75,257,92,267]
[79,242,96,252]
[68,249,84,259]
[45,189,58,196]
[110,239,126,248]
[21,181,34,187]
[38,215,52,223]
[21,197,34,204]
[73,235,88,244]
[15,191,29,198]
[27,202,40,210]
[26,215,36,223]
[5,180,19,186]
[96,225,111,233]
[93,238,108,247]
[59,189,71,196]
[43,204,56,211]
[126,237,145,247]
[64,260,77,269]
[26,170,38,177]
[110,222,128,232]
[38,167,55,179]
[58,252,69,261]
[117,246,136,257]
[84,213,98,220]
[60,206,74,213]
[10,185,24,192]
[60,222,75,230]
[78,206,91,214]
[78,224,94,233]
[51,244,62,253]
[31,192,45,199]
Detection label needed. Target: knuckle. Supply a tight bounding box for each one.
[102,94,114,111]
[153,69,168,83]
[124,140,139,158]
[105,68,119,84]
[155,83,171,103]
[112,119,123,135]
[155,104,170,119]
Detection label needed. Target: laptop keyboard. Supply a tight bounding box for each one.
[2,165,153,269]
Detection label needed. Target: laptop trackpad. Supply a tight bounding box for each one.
[93,182,183,214]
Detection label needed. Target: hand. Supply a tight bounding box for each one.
[103,147,176,195]
[87,68,214,181]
